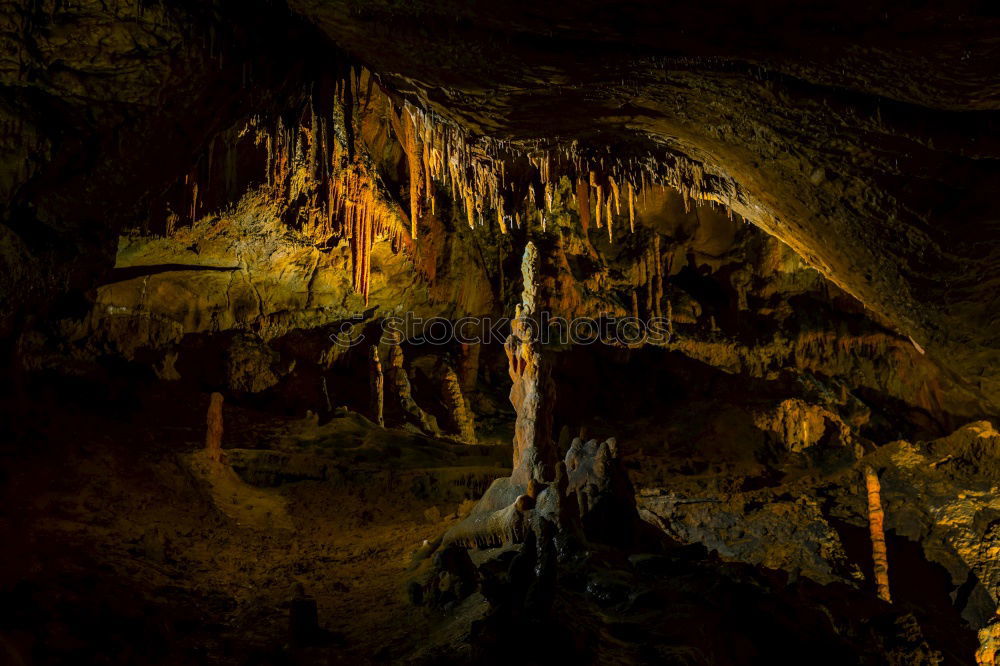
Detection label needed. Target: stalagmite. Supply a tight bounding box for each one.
[440,363,477,444]
[457,342,480,396]
[388,333,440,435]
[321,376,332,413]
[205,392,224,463]
[369,346,384,427]
[865,466,892,603]
[505,242,557,484]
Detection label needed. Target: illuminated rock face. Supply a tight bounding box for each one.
[286,0,1000,415]
[980,617,1000,666]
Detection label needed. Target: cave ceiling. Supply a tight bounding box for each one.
[3,0,998,414]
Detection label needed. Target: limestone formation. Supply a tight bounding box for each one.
[369,346,384,427]
[205,392,224,463]
[457,342,480,397]
[388,334,440,435]
[979,615,1000,666]
[439,362,476,444]
[505,242,557,484]
[865,466,892,603]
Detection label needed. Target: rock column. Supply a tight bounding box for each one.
[865,466,892,603]
[505,241,557,484]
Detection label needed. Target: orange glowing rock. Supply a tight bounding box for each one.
[865,466,892,603]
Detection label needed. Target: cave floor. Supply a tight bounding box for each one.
[0,387,491,665]
[0,380,984,664]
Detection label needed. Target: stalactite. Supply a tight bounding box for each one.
[609,176,621,216]
[388,105,425,239]
[214,67,746,312]
[628,181,636,233]
[369,346,384,427]
[865,466,892,603]
[644,252,654,315]
[591,171,603,229]
[205,391,224,463]
[576,177,590,232]
[606,195,613,242]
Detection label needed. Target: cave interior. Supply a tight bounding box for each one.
[2,1,1000,664]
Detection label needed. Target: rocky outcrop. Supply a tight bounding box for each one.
[832,422,1000,629]
[638,491,855,587]
[980,616,1000,666]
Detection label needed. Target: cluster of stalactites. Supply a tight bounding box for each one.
[395,96,731,241]
[245,77,407,305]
[176,66,737,302]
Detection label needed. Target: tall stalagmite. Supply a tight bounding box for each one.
[505,242,557,484]
[205,392,224,463]
[388,333,440,435]
[865,466,892,603]
[440,363,477,444]
[369,346,384,427]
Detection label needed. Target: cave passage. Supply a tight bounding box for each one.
[2,2,999,665]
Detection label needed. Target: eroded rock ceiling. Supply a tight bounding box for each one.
[3,0,999,413]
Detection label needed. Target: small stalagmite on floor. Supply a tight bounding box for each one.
[440,362,477,444]
[205,392,224,463]
[388,332,440,435]
[369,346,385,427]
